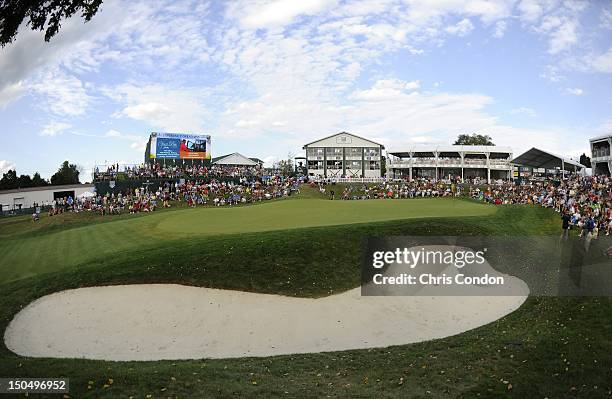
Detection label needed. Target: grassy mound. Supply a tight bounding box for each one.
[0,198,610,398]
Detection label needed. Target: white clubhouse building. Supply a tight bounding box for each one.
[302,132,599,182]
[387,145,514,182]
[303,132,384,178]
[590,134,612,176]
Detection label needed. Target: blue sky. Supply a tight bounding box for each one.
[0,0,611,181]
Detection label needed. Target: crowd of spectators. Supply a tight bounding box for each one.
[40,175,303,219]
[471,175,611,237]
[39,168,612,241]
[176,175,301,207]
[314,178,462,200]
[94,163,264,181]
[316,174,611,238]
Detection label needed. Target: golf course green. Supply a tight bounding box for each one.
[0,192,610,398]
[0,197,493,283]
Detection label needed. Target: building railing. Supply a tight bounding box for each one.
[311,177,386,183]
[463,159,488,166]
[388,159,511,168]
[489,161,512,168]
[592,148,611,160]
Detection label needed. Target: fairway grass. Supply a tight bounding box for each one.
[0,197,493,283]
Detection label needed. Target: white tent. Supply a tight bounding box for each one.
[79,191,96,198]
[212,153,258,166]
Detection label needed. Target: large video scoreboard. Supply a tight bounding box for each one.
[148,132,211,160]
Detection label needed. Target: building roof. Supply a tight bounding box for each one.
[388,144,513,156]
[0,184,94,195]
[589,133,612,142]
[512,147,585,170]
[212,153,259,166]
[249,157,264,164]
[303,131,385,148]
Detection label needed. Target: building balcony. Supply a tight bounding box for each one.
[387,159,511,169]
[489,161,512,169]
[463,159,487,166]
[411,159,437,166]
[592,154,612,163]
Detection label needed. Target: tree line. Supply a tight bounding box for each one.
[0,161,81,190]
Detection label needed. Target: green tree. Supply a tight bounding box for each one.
[274,153,295,177]
[50,161,81,185]
[31,172,49,186]
[0,0,103,46]
[579,153,591,168]
[0,169,18,190]
[31,172,45,186]
[453,134,494,146]
[17,174,32,187]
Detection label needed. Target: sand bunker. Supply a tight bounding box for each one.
[5,282,527,361]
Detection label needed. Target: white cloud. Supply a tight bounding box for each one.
[525,1,588,55]
[217,74,587,157]
[602,8,612,29]
[130,140,147,152]
[0,160,16,174]
[445,18,474,37]
[103,129,145,142]
[0,0,213,118]
[403,0,512,25]
[0,0,602,164]
[0,81,25,108]
[539,64,564,82]
[231,0,336,29]
[547,19,577,54]
[208,1,594,157]
[122,102,172,121]
[261,155,278,167]
[40,122,72,137]
[493,20,507,38]
[105,129,122,138]
[591,47,612,73]
[107,84,209,133]
[351,79,416,101]
[100,129,148,152]
[565,87,584,96]
[517,0,548,24]
[235,119,261,128]
[31,70,92,116]
[405,80,420,90]
[510,107,536,117]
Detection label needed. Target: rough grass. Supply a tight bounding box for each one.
[0,199,610,398]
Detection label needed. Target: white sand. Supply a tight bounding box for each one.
[4,280,528,361]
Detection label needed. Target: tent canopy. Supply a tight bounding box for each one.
[212,152,258,166]
[512,147,585,171]
[79,191,96,198]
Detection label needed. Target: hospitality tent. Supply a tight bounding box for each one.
[512,148,585,177]
[211,153,259,166]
